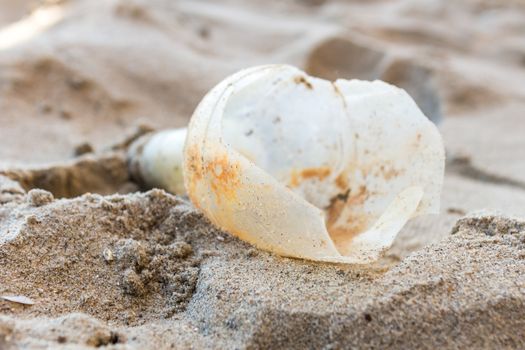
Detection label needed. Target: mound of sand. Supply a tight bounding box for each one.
[0,184,524,348]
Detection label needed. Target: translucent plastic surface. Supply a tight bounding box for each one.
[183,65,444,263]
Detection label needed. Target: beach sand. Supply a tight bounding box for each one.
[0,0,524,348]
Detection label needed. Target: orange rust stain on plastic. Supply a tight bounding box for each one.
[289,167,331,187]
[205,154,241,202]
[185,149,249,243]
[302,167,331,180]
[325,185,370,252]
[335,172,349,190]
[326,185,368,226]
[290,171,300,188]
[294,75,313,89]
[330,213,371,255]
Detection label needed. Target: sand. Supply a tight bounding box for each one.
[0,0,524,349]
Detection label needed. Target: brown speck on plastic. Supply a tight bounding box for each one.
[185,145,204,209]
[293,75,313,89]
[378,164,402,180]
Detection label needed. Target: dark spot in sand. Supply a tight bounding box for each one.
[39,103,52,114]
[67,76,89,90]
[57,336,67,344]
[226,318,239,330]
[74,142,94,156]
[60,110,72,120]
[109,331,124,344]
[447,207,466,216]
[198,26,210,39]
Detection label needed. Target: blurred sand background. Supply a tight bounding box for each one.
[0,0,524,349]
